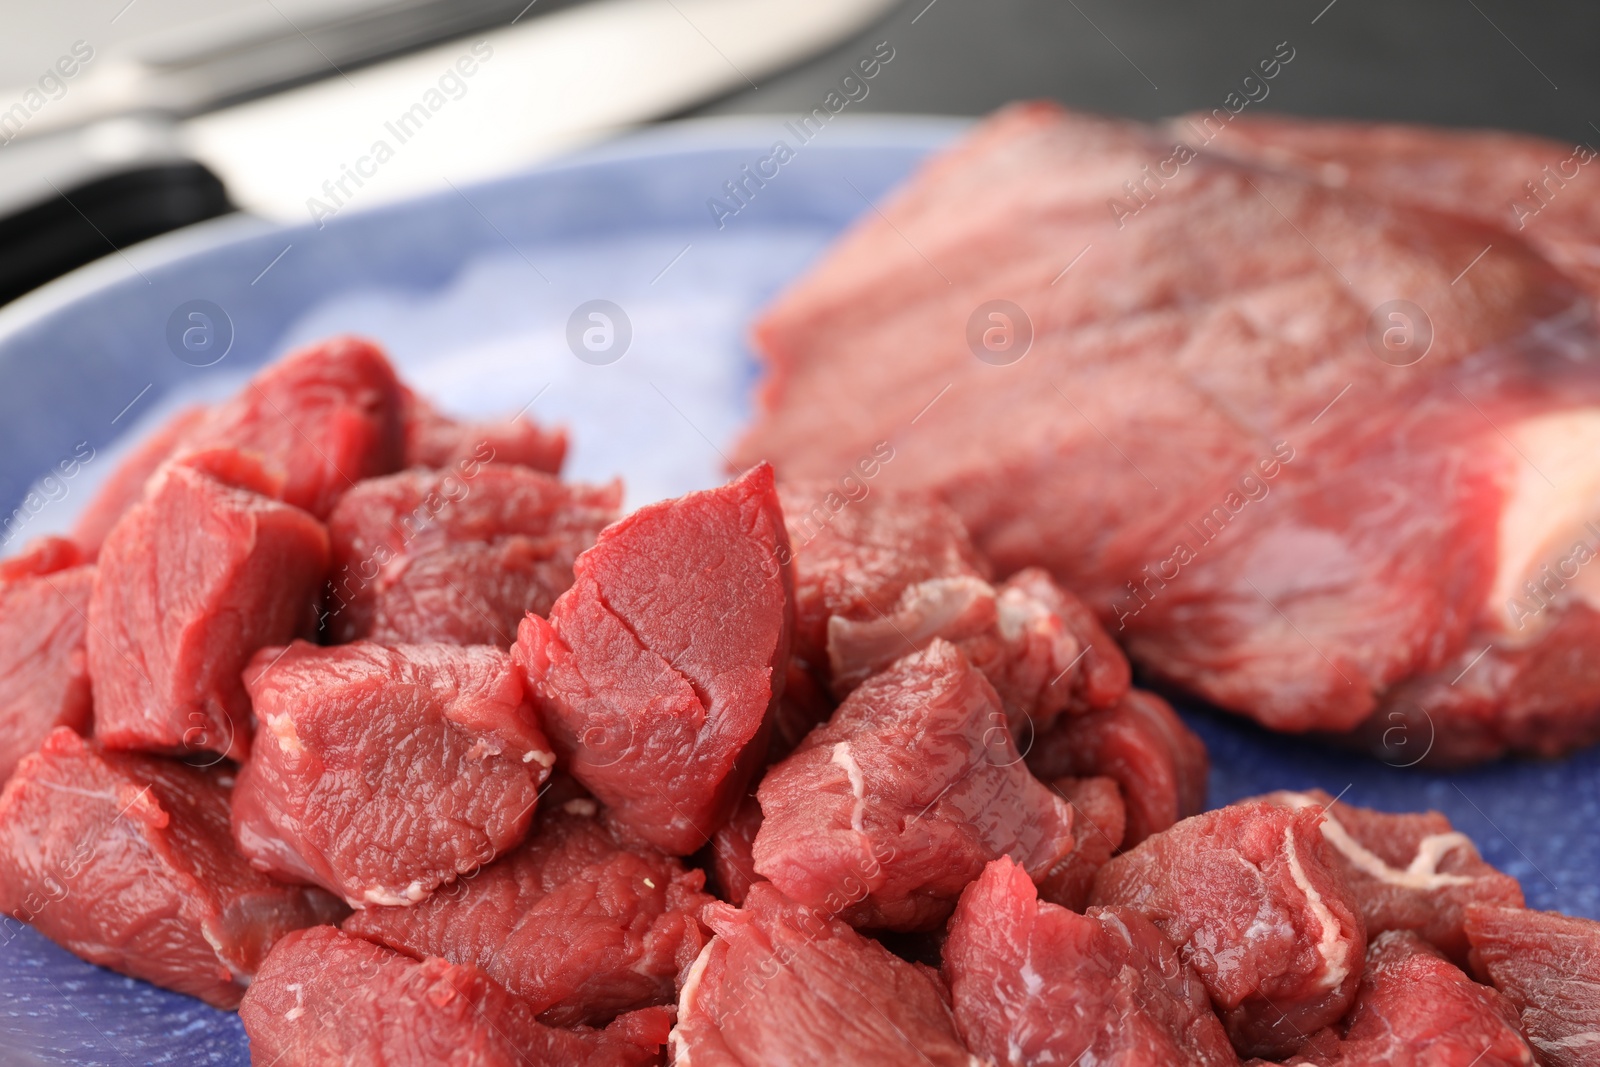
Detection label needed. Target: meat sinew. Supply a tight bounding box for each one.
[514,463,791,855]
[668,881,976,1066]
[753,639,1077,931]
[1465,904,1600,1067]
[343,796,711,1027]
[231,641,554,907]
[0,728,343,1008]
[944,857,1239,1067]
[1090,801,1366,1058]
[735,101,1600,764]
[324,465,619,645]
[89,450,329,761]
[0,537,93,784]
[240,925,672,1067]
[1254,789,1523,964]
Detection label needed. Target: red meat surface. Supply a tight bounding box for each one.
[1288,930,1533,1067]
[399,385,567,474]
[88,451,329,761]
[1465,904,1600,1067]
[514,464,791,855]
[753,640,1077,931]
[668,881,974,1066]
[767,657,835,761]
[1091,802,1366,1058]
[708,791,764,905]
[734,102,1600,763]
[231,641,553,907]
[0,728,343,1008]
[1029,688,1208,847]
[72,405,209,557]
[240,925,671,1067]
[945,857,1238,1067]
[324,465,619,645]
[343,797,711,1027]
[1037,776,1126,911]
[1254,789,1522,964]
[0,538,92,783]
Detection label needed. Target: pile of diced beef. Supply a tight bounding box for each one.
[0,338,1595,1067]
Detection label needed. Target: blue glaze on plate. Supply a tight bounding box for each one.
[0,117,1592,1064]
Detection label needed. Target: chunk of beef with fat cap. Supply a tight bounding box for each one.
[231,641,553,908]
[0,537,93,784]
[514,463,791,855]
[1090,801,1366,1059]
[945,857,1239,1067]
[0,728,344,1008]
[753,639,1077,931]
[1465,904,1600,1067]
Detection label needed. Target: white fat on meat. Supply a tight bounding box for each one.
[361,879,428,907]
[1491,408,1600,636]
[830,742,867,833]
[1278,791,1476,890]
[1284,826,1352,992]
[826,576,997,691]
[263,712,302,756]
[670,940,717,1066]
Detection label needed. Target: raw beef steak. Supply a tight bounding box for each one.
[89,451,329,761]
[324,465,619,645]
[1028,688,1208,847]
[231,641,553,907]
[945,857,1239,1067]
[0,538,93,784]
[1091,802,1366,1058]
[344,797,711,1027]
[708,790,764,906]
[72,406,209,556]
[514,464,791,854]
[240,925,672,1067]
[1255,789,1522,963]
[734,101,1600,763]
[1036,775,1126,911]
[400,385,567,474]
[668,882,976,1066]
[753,640,1077,931]
[1465,904,1600,1067]
[1287,930,1533,1067]
[0,728,344,1008]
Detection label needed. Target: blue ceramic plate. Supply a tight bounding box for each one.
[0,117,1595,1065]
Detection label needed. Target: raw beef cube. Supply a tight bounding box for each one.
[343,797,711,1027]
[191,335,404,518]
[1029,688,1208,847]
[231,641,554,907]
[1288,930,1533,1067]
[400,384,567,474]
[945,857,1239,1067]
[89,451,330,761]
[0,728,344,1008]
[515,463,791,855]
[1465,904,1600,1067]
[240,925,672,1067]
[72,405,209,557]
[668,881,975,1066]
[708,791,765,905]
[1255,789,1522,964]
[753,640,1077,931]
[324,465,620,645]
[0,538,93,783]
[1090,802,1366,1058]
[1037,776,1126,911]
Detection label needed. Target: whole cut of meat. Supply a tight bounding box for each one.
[1091,801,1366,1058]
[399,384,567,474]
[0,728,344,1008]
[230,641,554,907]
[514,463,791,855]
[1287,930,1533,1067]
[1465,904,1600,1067]
[1036,775,1126,911]
[0,537,93,784]
[324,465,619,645]
[944,857,1239,1067]
[240,925,672,1067]
[88,450,329,761]
[343,796,711,1027]
[668,881,977,1067]
[753,639,1077,931]
[1254,789,1523,964]
[735,101,1600,764]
